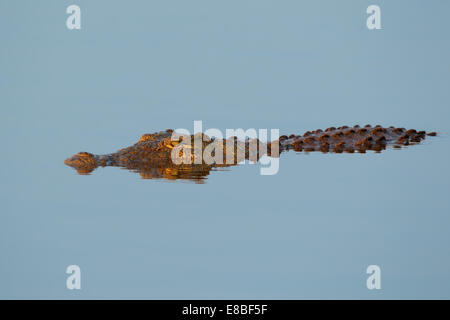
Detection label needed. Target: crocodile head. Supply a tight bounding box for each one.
[64,152,98,174]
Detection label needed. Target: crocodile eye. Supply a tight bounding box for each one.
[162,138,178,149]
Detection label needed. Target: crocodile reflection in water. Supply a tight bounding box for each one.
[64,125,437,183]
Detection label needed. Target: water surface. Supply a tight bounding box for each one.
[1,0,450,299]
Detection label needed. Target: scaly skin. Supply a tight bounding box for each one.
[64,125,437,182]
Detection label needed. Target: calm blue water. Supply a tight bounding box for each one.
[1,0,450,299]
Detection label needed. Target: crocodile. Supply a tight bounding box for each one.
[64,125,437,182]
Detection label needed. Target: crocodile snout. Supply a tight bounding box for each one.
[64,152,97,174]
